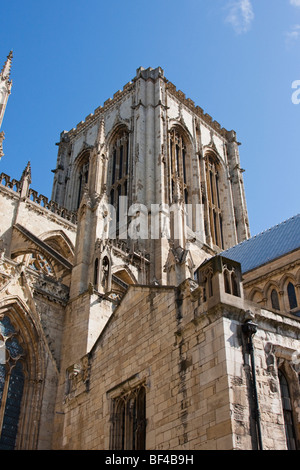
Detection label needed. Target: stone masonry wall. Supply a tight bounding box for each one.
[53,284,237,450]
[53,279,300,450]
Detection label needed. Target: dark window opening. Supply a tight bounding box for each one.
[271,289,280,311]
[288,283,298,310]
[110,385,146,450]
[278,370,297,450]
[0,316,25,450]
[205,156,223,249]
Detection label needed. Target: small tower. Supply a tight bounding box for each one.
[0,51,13,159]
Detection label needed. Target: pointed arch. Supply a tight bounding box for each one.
[287,282,298,310]
[223,264,240,297]
[203,149,224,249]
[168,122,194,203]
[112,265,137,286]
[70,149,91,211]
[11,251,56,278]
[0,296,46,449]
[93,250,113,294]
[248,287,264,305]
[264,281,281,311]
[278,368,298,450]
[279,274,297,293]
[39,230,75,264]
[107,124,131,238]
[279,275,299,313]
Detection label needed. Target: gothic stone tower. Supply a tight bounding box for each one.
[51,66,249,292]
[2,61,300,451]
[50,66,250,376]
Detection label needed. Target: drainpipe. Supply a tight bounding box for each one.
[242,319,263,450]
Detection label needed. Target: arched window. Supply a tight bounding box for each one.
[205,155,224,249]
[224,270,231,294]
[278,370,297,450]
[27,252,54,277]
[251,289,263,304]
[76,153,90,209]
[231,272,239,297]
[170,129,187,186]
[202,271,213,302]
[13,252,55,278]
[169,128,190,206]
[271,289,280,311]
[169,127,197,235]
[109,129,130,236]
[0,316,25,450]
[223,265,240,297]
[110,385,146,450]
[287,282,298,310]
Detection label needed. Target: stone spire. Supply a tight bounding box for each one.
[0,51,13,159]
[0,51,13,128]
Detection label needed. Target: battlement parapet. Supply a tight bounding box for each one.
[0,171,77,225]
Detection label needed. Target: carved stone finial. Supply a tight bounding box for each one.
[0,51,13,81]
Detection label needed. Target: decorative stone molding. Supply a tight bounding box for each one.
[26,270,69,306]
[65,354,90,402]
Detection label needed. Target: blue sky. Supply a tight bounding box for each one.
[0,0,299,236]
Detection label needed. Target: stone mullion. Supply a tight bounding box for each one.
[179,136,184,187]
[170,131,176,202]
[211,167,219,246]
[200,155,211,245]
[206,166,216,245]
[212,167,223,248]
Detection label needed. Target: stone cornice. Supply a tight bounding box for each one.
[60,68,236,144]
[243,256,300,290]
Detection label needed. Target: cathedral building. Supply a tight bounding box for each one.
[0,54,299,450]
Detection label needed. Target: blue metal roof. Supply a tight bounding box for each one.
[221,214,300,273]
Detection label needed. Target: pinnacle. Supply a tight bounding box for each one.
[0,51,13,80]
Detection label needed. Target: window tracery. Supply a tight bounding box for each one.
[0,315,25,450]
[27,253,54,276]
[75,153,90,209]
[278,369,297,450]
[110,383,146,450]
[202,268,213,301]
[223,265,240,297]
[169,128,189,204]
[108,129,130,235]
[205,155,224,249]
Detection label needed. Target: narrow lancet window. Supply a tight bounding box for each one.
[278,370,297,450]
[109,128,130,237]
[288,283,298,310]
[205,155,223,249]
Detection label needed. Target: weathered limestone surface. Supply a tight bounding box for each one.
[0,65,299,451]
